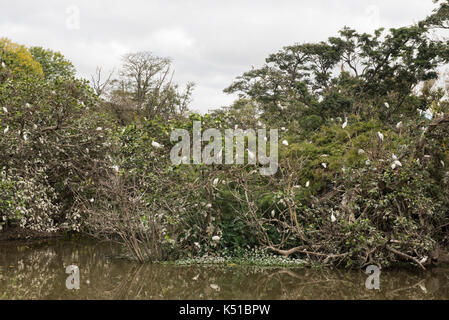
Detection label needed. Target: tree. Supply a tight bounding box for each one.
[421,0,449,29]
[0,38,43,77]
[225,22,449,127]
[120,52,172,108]
[106,51,195,122]
[0,49,110,232]
[29,46,76,80]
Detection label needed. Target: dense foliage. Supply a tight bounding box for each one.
[1,1,449,268]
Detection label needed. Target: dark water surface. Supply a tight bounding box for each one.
[0,239,448,300]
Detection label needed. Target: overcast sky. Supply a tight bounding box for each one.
[0,0,438,113]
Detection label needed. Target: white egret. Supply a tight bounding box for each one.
[377,132,384,141]
[210,284,220,291]
[152,141,163,149]
[391,160,402,169]
[248,150,256,161]
[331,213,337,223]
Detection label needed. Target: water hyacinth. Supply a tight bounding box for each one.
[176,248,307,267]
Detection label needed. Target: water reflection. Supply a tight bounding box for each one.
[0,239,448,300]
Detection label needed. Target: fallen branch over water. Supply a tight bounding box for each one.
[386,245,426,270]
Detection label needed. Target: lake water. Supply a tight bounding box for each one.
[0,239,448,300]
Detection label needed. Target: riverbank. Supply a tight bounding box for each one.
[1,233,449,270]
[0,227,61,241]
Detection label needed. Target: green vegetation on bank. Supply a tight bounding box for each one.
[1,1,449,269]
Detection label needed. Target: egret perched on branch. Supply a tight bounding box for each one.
[341,117,348,129]
[152,141,163,149]
[377,132,384,142]
[331,213,337,223]
[282,140,289,146]
[248,150,256,162]
[396,121,403,136]
[391,160,402,170]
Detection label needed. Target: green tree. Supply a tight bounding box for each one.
[225,23,449,127]
[29,46,76,80]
